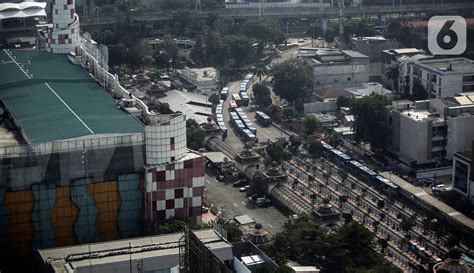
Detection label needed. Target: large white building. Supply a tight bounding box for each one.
[296,47,369,88]
[388,93,474,166]
[399,57,474,99]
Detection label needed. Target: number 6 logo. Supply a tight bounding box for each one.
[428,16,466,55]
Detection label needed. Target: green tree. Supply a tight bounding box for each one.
[253,83,272,107]
[249,171,267,196]
[186,119,205,150]
[303,115,320,135]
[223,34,255,68]
[153,35,179,71]
[208,93,220,105]
[266,142,291,163]
[282,107,297,121]
[242,18,284,55]
[252,61,268,83]
[306,139,323,158]
[336,96,352,109]
[270,59,313,103]
[350,94,391,150]
[217,218,243,242]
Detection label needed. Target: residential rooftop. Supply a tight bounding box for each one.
[413,57,474,75]
[0,49,144,144]
[400,109,444,122]
[296,47,368,64]
[382,48,425,55]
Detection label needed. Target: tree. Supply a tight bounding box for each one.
[252,61,268,83]
[266,142,291,163]
[336,96,352,109]
[282,107,297,121]
[270,59,313,103]
[223,34,255,68]
[153,35,179,71]
[242,18,284,55]
[186,119,205,150]
[385,63,399,92]
[303,115,320,135]
[306,139,323,159]
[217,218,242,242]
[253,83,273,107]
[350,94,391,150]
[249,171,268,196]
[208,93,220,105]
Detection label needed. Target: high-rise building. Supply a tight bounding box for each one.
[47,0,81,54]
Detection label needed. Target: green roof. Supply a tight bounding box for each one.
[0,49,144,143]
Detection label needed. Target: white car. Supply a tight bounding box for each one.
[431,184,446,192]
[239,185,250,192]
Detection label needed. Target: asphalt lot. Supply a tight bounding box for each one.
[203,173,288,236]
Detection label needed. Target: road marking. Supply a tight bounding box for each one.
[206,180,211,184]
[241,201,246,205]
[3,49,31,79]
[233,203,238,207]
[44,82,94,134]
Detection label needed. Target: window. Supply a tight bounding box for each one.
[171,156,175,161]
[347,77,351,81]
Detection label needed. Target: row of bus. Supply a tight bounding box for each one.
[215,99,227,138]
[229,108,257,142]
[320,140,399,192]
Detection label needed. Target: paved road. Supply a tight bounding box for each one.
[204,174,288,236]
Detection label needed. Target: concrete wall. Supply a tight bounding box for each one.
[446,115,474,160]
[398,114,430,164]
[303,101,337,114]
[416,166,453,179]
[313,63,369,87]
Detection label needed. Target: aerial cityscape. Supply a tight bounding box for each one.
[0,0,473,272]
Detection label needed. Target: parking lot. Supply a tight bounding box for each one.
[203,173,288,236]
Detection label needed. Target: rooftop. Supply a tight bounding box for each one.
[413,57,474,74]
[383,48,425,55]
[38,229,233,273]
[296,48,368,63]
[454,149,472,162]
[400,109,443,122]
[0,49,144,144]
[313,86,353,100]
[351,36,388,42]
[160,90,212,124]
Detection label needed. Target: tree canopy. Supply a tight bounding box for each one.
[262,217,401,273]
[306,139,323,159]
[270,59,313,103]
[253,83,273,107]
[303,115,320,135]
[186,119,205,150]
[265,142,291,163]
[350,94,391,150]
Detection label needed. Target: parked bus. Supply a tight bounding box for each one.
[220,87,229,100]
[232,93,242,106]
[228,100,237,110]
[240,92,249,106]
[242,129,256,142]
[255,111,272,126]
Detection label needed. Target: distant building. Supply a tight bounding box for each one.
[381,48,425,76]
[344,82,392,98]
[312,86,353,102]
[452,144,473,202]
[351,36,398,63]
[388,93,474,166]
[177,67,219,93]
[399,57,474,98]
[160,90,213,124]
[296,47,369,88]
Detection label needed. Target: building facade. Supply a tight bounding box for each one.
[351,36,398,63]
[452,146,473,202]
[400,57,474,99]
[388,94,474,166]
[296,48,369,88]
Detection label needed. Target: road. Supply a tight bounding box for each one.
[204,174,288,236]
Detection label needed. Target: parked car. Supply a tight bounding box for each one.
[431,184,446,192]
[239,185,250,192]
[256,197,271,207]
[233,179,248,187]
[216,175,225,182]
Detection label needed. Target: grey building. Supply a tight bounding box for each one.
[296,47,369,88]
[452,145,473,203]
[351,36,399,63]
[399,57,474,98]
[388,93,474,166]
